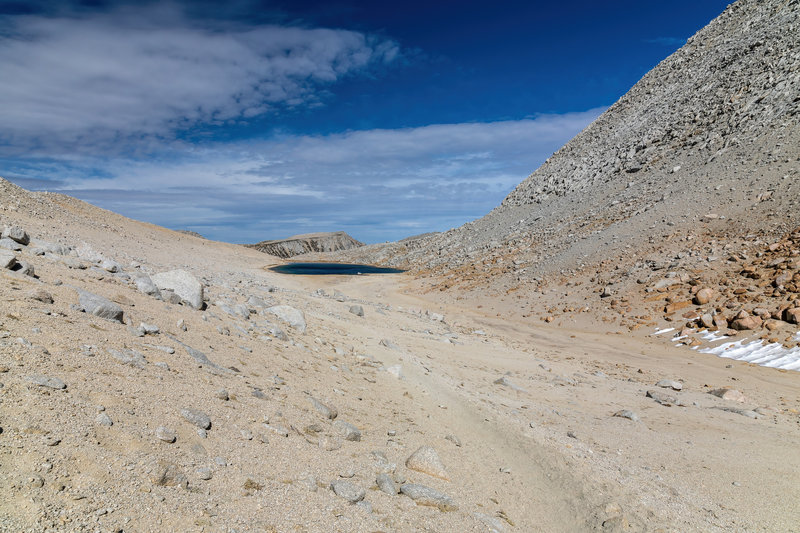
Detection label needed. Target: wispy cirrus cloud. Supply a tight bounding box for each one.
[4,109,605,243]
[0,3,399,154]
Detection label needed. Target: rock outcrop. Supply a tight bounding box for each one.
[247,231,363,259]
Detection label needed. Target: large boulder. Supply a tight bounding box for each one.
[150,270,203,309]
[2,226,29,246]
[134,275,162,299]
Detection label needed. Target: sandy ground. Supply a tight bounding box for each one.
[0,181,798,532]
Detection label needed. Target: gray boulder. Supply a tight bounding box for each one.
[26,375,67,390]
[0,250,16,269]
[77,290,124,322]
[330,480,365,503]
[2,226,29,245]
[0,238,22,251]
[180,408,212,430]
[151,270,204,309]
[349,305,365,317]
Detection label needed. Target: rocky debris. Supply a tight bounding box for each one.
[26,375,66,390]
[333,420,361,442]
[709,389,746,403]
[329,480,365,503]
[0,249,17,269]
[655,379,682,391]
[376,473,397,495]
[155,426,177,443]
[399,484,458,511]
[493,376,527,393]
[266,305,306,333]
[248,231,364,259]
[180,408,212,430]
[77,290,124,323]
[2,225,29,245]
[694,288,714,305]
[613,410,640,422]
[730,311,762,331]
[405,446,449,480]
[150,269,204,309]
[349,305,365,317]
[308,395,338,420]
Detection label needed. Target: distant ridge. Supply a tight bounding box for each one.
[247,231,363,258]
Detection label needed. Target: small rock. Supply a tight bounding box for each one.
[349,305,364,317]
[0,238,22,251]
[493,376,527,392]
[646,390,682,406]
[95,413,113,427]
[308,395,338,420]
[26,374,66,390]
[399,484,457,511]
[330,480,365,503]
[155,426,177,443]
[709,388,746,403]
[444,434,461,447]
[215,388,229,401]
[180,408,212,430]
[405,445,449,480]
[139,323,160,335]
[333,420,361,441]
[196,467,213,481]
[376,473,397,495]
[263,423,289,437]
[27,289,53,304]
[613,410,640,422]
[655,379,683,391]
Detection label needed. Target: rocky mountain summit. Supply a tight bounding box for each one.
[248,231,363,259]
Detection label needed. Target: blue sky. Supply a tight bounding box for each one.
[0,0,730,243]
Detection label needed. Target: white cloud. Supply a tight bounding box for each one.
[0,4,399,153]
[5,108,605,243]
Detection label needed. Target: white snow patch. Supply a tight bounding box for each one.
[652,328,675,336]
[699,334,800,371]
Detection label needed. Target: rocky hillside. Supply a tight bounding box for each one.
[326,0,800,298]
[248,231,363,259]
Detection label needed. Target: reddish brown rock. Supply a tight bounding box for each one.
[783,307,800,324]
[694,288,714,305]
[665,301,691,314]
[731,314,762,331]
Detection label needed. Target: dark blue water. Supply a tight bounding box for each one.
[269,262,405,275]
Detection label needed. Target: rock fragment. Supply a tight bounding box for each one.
[0,249,16,269]
[655,379,683,391]
[333,420,361,441]
[155,426,177,443]
[709,388,746,402]
[399,484,457,511]
[77,290,124,323]
[330,480,365,503]
[349,305,365,317]
[26,375,67,390]
[266,305,306,333]
[180,408,212,430]
[405,446,449,480]
[613,410,640,422]
[376,473,397,495]
[308,395,338,420]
